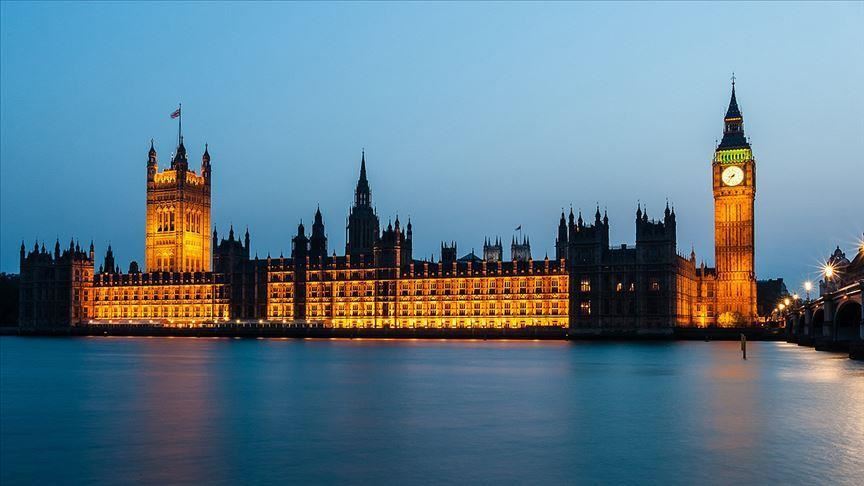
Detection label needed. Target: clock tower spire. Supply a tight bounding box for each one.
[712,78,757,326]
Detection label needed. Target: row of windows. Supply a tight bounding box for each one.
[304,278,568,298]
[576,277,662,293]
[304,300,568,318]
[95,287,224,301]
[326,319,566,329]
[94,304,228,319]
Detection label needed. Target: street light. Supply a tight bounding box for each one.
[804,281,812,300]
[783,297,791,307]
[823,264,835,279]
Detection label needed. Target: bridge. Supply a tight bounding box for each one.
[783,244,863,359]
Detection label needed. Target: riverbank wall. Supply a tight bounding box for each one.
[8,324,787,342]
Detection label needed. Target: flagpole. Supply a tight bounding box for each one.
[177,103,182,146]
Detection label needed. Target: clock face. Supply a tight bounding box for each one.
[721,166,744,186]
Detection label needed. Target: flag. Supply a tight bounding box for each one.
[515,225,522,231]
[170,107,181,119]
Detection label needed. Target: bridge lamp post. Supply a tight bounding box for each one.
[804,281,813,301]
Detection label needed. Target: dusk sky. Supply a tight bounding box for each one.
[1,2,862,288]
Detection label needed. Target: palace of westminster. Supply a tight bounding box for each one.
[18,85,759,332]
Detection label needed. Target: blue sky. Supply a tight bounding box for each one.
[1,2,862,289]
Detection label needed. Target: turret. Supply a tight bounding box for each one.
[484,237,503,262]
[511,234,531,262]
[664,200,676,232]
[310,206,328,262]
[441,241,457,266]
[244,227,250,250]
[402,218,413,265]
[171,137,188,171]
[147,139,158,184]
[556,213,569,259]
[202,143,211,183]
[103,244,115,274]
[292,221,308,260]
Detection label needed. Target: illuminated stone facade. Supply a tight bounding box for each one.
[304,257,569,329]
[703,82,758,326]
[18,84,759,331]
[91,272,228,323]
[145,139,211,273]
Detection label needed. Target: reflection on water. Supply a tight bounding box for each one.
[1,338,862,484]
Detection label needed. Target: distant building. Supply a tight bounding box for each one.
[757,278,790,318]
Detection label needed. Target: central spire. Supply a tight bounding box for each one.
[354,150,371,207]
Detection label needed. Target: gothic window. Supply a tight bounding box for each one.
[580,278,591,292]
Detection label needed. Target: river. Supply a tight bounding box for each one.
[1,337,862,484]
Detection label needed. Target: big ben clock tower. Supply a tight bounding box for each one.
[712,79,757,326]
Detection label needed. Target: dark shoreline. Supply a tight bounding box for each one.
[5,325,785,341]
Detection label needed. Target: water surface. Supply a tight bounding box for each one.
[1,337,862,484]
